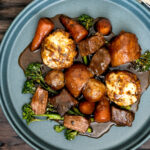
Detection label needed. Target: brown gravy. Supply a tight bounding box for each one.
[18,14,150,138]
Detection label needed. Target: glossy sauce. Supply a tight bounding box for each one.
[19,14,150,138]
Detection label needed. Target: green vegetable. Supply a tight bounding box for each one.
[54,125,66,133]
[46,103,57,113]
[24,63,57,94]
[68,107,84,116]
[87,127,92,133]
[90,118,94,122]
[72,107,84,116]
[22,103,63,125]
[82,56,88,65]
[22,80,36,94]
[65,129,78,141]
[78,14,94,30]
[120,106,131,111]
[134,51,150,72]
[22,104,43,125]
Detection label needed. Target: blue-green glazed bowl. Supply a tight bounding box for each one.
[0,0,150,149]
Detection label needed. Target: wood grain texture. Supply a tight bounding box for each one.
[0,0,150,150]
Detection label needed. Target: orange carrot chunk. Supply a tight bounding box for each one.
[31,18,54,51]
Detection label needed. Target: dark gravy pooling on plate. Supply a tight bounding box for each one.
[18,14,150,138]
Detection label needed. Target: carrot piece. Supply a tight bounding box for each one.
[79,101,95,115]
[60,15,88,43]
[30,18,54,51]
[94,96,111,122]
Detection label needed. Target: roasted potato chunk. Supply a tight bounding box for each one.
[45,70,65,90]
[105,71,141,106]
[96,18,112,35]
[109,32,141,66]
[82,79,106,102]
[65,64,93,97]
[41,29,77,69]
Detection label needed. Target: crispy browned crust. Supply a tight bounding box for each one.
[105,71,141,106]
[41,29,77,69]
[109,32,141,67]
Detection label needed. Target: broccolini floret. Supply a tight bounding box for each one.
[22,103,64,125]
[78,14,94,30]
[22,80,36,94]
[23,63,57,94]
[134,51,150,72]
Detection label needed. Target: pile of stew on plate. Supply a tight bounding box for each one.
[19,14,150,140]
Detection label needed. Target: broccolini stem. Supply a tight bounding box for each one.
[29,118,45,125]
[40,80,58,94]
[72,107,84,116]
[33,113,64,120]
[67,110,76,115]
[83,56,88,65]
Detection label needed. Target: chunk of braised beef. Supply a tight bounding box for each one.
[89,48,111,75]
[64,115,90,133]
[78,32,105,57]
[111,106,134,126]
[49,89,78,116]
[31,86,48,115]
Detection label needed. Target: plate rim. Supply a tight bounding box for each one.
[0,0,150,149]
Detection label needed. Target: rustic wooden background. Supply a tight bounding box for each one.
[0,0,150,149]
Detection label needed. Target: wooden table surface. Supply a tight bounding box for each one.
[0,0,150,149]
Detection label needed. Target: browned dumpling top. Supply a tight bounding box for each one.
[41,29,77,69]
[105,71,141,106]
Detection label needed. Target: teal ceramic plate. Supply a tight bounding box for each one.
[0,0,150,149]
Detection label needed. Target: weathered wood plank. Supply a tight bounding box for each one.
[0,34,4,42]
[0,0,32,6]
[0,7,25,19]
[0,20,12,32]
[0,108,33,150]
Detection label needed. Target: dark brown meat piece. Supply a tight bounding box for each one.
[31,86,48,115]
[111,106,134,126]
[78,32,105,56]
[65,64,93,97]
[64,115,90,133]
[49,89,78,116]
[89,48,111,75]
[109,31,141,67]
